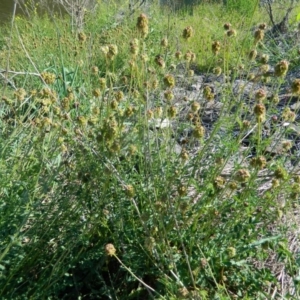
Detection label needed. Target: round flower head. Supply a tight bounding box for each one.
[259,54,269,64]
[105,243,116,256]
[254,29,264,44]
[214,176,225,189]
[227,29,237,37]
[274,60,289,77]
[100,45,109,56]
[191,101,200,112]
[223,23,231,30]
[125,106,135,117]
[250,156,267,169]
[184,50,196,63]
[141,54,149,63]
[260,64,270,74]
[254,88,267,102]
[161,37,168,48]
[14,88,27,101]
[254,103,266,122]
[270,94,279,104]
[282,107,296,122]
[163,74,175,88]
[248,49,257,61]
[235,169,250,182]
[282,140,292,151]
[78,32,87,42]
[212,41,221,55]
[227,247,236,258]
[137,13,149,38]
[147,109,154,119]
[188,69,194,77]
[115,90,124,102]
[180,149,189,160]
[93,88,101,97]
[151,79,159,90]
[213,67,222,76]
[99,78,106,90]
[154,55,165,68]
[203,85,214,101]
[107,44,118,60]
[164,90,174,102]
[41,72,56,84]
[291,78,300,94]
[259,23,267,30]
[125,185,135,197]
[193,125,205,138]
[91,66,99,75]
[274,167,287,180]
[182,26,194,40]
[242,120,251,129]
[177,184,187,196]
[175,50,182,60]
[154,106,163,117]
[167,105,177,118]
[130,38,139,56]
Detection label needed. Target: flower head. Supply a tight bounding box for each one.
[182,26,194,40]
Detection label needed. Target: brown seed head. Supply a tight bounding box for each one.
[254,103,266,122]
[93,88,101,98]
[250,156,267,169]
[255,88,267,102]
[249,49,257,61]
[214,176,225,189]
[78,32,87,42]
[227,29,237,37]
[107,44,118,60]
[274,167,287,180]
[282,107,296,122]
[274,60,289,77]
[161,37,168,48]
[223,23,231,30]
[164,90,174,102]
[235,169,251,182]
[91,66,99,75]
[175,51,182,60]
[167,105,177,118]
[182,26,194,40]
[291,78,300,94]
[136,14,149,38]
[259,23,267,30]
[163,74,175,88]
[254,29,264,44]
[154,55,165,68]
[212,41,221,55]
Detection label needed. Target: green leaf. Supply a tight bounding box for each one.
[248,235,281,248]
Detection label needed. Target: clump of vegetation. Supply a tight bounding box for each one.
[0,0,300,298]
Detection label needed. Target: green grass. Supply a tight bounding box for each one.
[0,0,300,298]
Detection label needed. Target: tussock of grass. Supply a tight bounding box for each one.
[0,0,300,299]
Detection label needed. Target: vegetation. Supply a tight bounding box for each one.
[0,0,300,298]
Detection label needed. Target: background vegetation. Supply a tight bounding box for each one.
[0,0,300,298]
